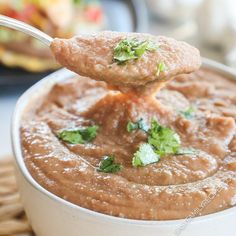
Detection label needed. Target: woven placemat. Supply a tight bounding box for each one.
[0,157,33,236]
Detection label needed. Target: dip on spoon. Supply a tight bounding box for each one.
[50,31,201,89]
[0,15,201,90]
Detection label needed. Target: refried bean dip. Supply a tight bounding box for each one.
[50,31,201,87]
[21,32,236,220]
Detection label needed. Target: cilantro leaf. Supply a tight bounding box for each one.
[148,119,181,156]
[114,38,158,63]
[97,155,122,173]
[156,62,166,76]
[127,121,138,132]
[127,118,149,133]
[129,119,194,168]
[78,126,98,142]
[58,125,98,144]
[180,106,195,119]
[134,40,149,57]
[132,143,160,167]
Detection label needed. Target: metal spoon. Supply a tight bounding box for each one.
[0,14,53,46]
[0,14,201,89]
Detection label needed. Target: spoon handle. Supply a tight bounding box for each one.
[0,14,53,46]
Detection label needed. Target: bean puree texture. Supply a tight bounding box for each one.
[51,31,201,87]
[21,68,236,220]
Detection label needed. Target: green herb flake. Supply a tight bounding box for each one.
[127,118,149,133]
[58,125,99,144]
[97,155,122,173]
[180,106,195,119]
[156,62,166,76]
[132,143,160,167]
[129,119,195,168]
[113,38,158,63]
[148,119,181,157]
[127,121,138,132]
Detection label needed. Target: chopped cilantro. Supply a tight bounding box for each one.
[97,155,122,173]
[58,125,98,144]
[148,119,181,157]
[78,126,98,142]
[156,62,166,76]
[129,118,198,168]
[127,121,138,132]
[180,106,195,119]
[113,38,158,63]
[132,143,160,167]
[127,118,149,133]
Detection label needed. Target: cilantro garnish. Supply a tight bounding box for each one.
[180,106,195,119]
[128,118,199,167]
[148,119,181,157]
[97,155,122,173]
[113,38,158,64]
[58,125,98,144]
[127,118,149,133]
[156,62,166,76]
[131,119,182,167]
[132,143,160,167]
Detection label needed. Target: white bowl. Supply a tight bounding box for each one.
[12,58,236,236]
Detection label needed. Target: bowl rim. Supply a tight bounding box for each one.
[11,58,236,226]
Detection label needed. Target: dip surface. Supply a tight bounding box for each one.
[21,68,236,220]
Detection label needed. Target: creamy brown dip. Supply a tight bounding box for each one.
[50,31,201,87]
[21,68,236,220]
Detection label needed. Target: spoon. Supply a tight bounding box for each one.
[0,14,201,89]
[0,14,52,46]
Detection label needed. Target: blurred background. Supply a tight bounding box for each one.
[1,0,236,157]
